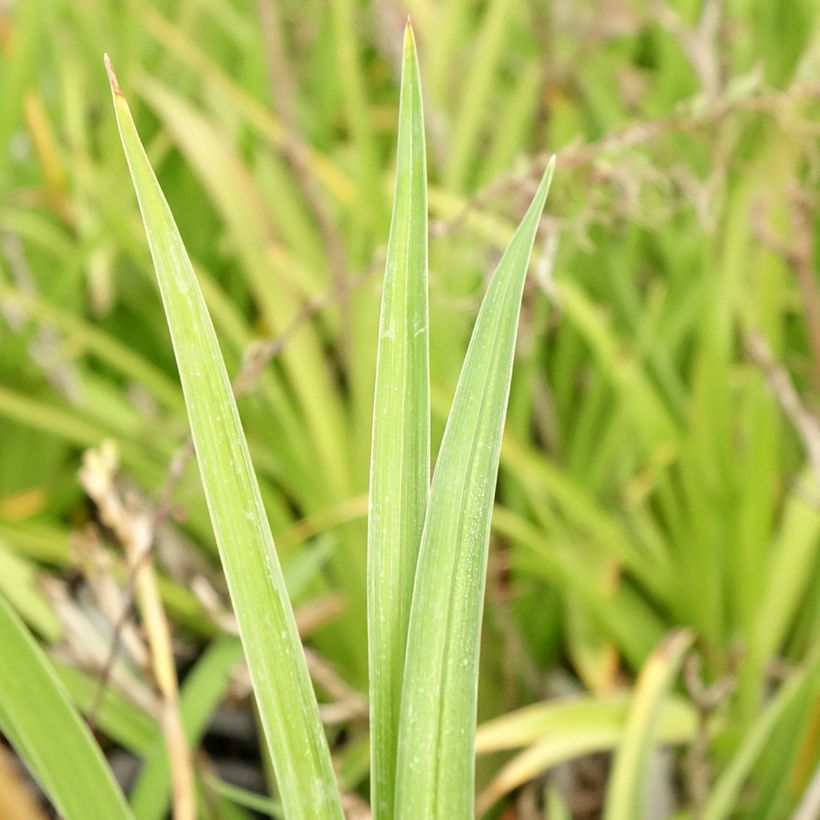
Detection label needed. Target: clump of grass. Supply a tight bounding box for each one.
[1,4,819,818]
[99,24,549,818]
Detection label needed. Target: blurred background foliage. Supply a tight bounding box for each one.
[1,0,819,816]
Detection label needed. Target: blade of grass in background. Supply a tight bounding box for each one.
[475,693,698,813]
[105,58,344,820]
[0,540,61,639]
[130,635,243,820]
[55,662,157,755]
[0,593,133,820]
[367,24,429,820]
[394,157,555,818]
[445,0,515,191]
[700,642,820,820]
[603,629,694,819]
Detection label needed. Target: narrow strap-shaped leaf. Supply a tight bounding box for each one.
[603,629,694,819]
[700,641,820,820]
[475,694,697,814]
[0,593,133,820]
[395,157,555,818]
[105,58,343,820]
[367,23,429,820]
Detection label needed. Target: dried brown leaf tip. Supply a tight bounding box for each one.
[103,54,123,97]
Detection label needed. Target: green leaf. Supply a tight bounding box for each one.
[0,592,133,820]
[106,58,343,820]
[0,540,61,640]
[701,642,820,820]
[475,693,697,753]
[603,629,694,819]
[475,694,698,814]
[202,773,283,818]
[54,662,157,755]
[367,24,429,820]
[445,0,516,190]
[394,157,555,817]
[0,283,184,413]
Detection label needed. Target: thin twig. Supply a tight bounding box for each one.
[752,190,820,391]
[432,80,819,240]
[88,257,381,728]
[87,439,193,728]
[652,0,725,99]
[154,259,381,522]
[791,191,820,392]
[305,648,368,724]
[233,260,380,396]
[683,653,736,812]
[86,569,138,726]
[80,443,194,820]
[746,332,820,486]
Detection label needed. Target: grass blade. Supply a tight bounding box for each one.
[700,642,820,820]
[394,157,555,817]
[475,694,697,814]
[367,23,429,820]
[603,629,694,819]
[105,57,343,819]
[0,593,133,820]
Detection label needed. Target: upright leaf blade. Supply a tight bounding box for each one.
[394,158,555,817]
[603,629,694,819]
[105,58,343,820]
[0,593,133,820]
[701,642,820,820]
[367,23,429,820]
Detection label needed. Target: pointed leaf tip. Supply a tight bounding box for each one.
[523,155,556,227]
[404,19,416,52]
[103,54,122,96]
[539,155,556,199]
